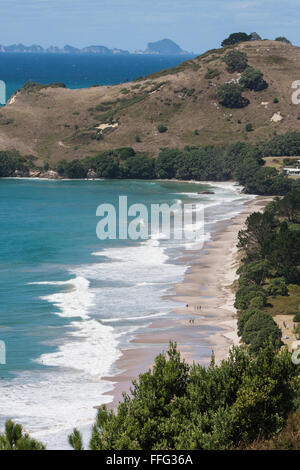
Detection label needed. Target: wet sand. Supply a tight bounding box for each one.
[102,196,271,409]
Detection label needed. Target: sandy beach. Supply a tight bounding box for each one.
[103,195,272,409]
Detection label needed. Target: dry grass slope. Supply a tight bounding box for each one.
[1,40,300,165]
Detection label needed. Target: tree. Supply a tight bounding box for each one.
[123,155,156,179]
[235,285,267,310]
[277,188,300,223]
[155,148,181,179]
[157,125,168,133]
[68,343,299,450]
[242,311,280,345]
[266,278,288,297]
[240,67,268,91]
[216,83,249,108]
[238,211,277,257]
[222,50,248,72]
[238,259,271,286]
[0,420,45,450]
[275,37,291,44]
[93,153,120,178]
[250,32,262,41]
[221,32,252,47]
[64,159,87,179]
[262,221,300,283]
[68,428,84,450]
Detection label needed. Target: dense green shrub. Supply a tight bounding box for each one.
[222,50,248,73]
[260,132,300,157]
[242,311,278,344]
[275,37,291,44]
[157,125,168,133]
[238,308,262,336]
[221,32,252,46]
[248,325,282,354]
[69,342,298,450]
[217,83,249,108]
[240,67,268,91]
[238,260,271,286]
[235,285,267,310]
[0,420,45,450]
[64,159,87,179]
[267,278,289,297]
[245,123,253,132]
[293,313,300,323]
[155,148,181,179]
[123,155,156,179]
[0,150,35,177]
[249,295,267,310]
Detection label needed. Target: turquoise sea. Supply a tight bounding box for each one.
[0,178,253,448]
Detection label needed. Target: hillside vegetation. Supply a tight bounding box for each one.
[1,40,300,164]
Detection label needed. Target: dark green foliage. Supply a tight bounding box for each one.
[235,285,267,310]
[157,125,168,133]
[238,260,271,286]
[260,132,300,157]
[248,325,282,354]
[267,278,289,297]
[0,150,36,177]
[222,50,248,72]
[277,188,300,223]
[68,429,84,451]
[123,155,156,179]
[262,222,300,284]
[217,83,249,108]
[246,123,253,132]
[91,153,121,178]
[0,420,45,450]
[56,159,68,176]
[116,147,135,160]
[293,313,300,323]
[250,32,262,41]
[221,32,252,47]
[238,308,262,336]
[238,211,277,257]
[240,67,268,91]
[69,342,299,450]
[64,159,87,179]
[273,98,279,103]
[155,148,181,179]
[242,311,281,345]
[275,37,291,44]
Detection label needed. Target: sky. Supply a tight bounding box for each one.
[1,0,299,52]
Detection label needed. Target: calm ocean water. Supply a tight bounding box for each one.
[0,53,195,101]
[0,178,253,448]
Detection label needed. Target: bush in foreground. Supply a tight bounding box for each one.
[222,50,248,73]
[0,420,45,450]
[240,67,268,91]
[217,83,249,108]
[69,342,299,450]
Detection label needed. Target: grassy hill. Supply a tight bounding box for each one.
[1,40,300,165]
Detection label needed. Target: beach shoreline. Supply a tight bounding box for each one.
[102,194,272,410]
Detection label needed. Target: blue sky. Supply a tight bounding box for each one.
[1,0,299,52]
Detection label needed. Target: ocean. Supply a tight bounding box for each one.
[0,178,253,448]
[0,53,195,101]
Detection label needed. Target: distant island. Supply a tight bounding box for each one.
[136,38,191,55]
[0,38,192,55]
